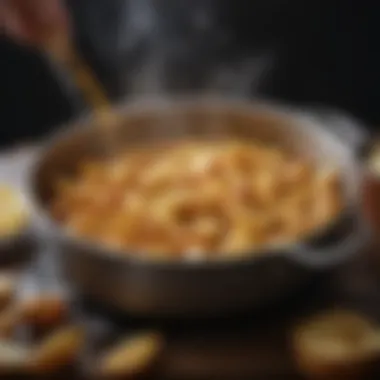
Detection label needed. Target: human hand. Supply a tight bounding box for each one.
[1,0,69,47]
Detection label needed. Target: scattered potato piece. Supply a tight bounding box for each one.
[0,293,68,338]
[368,143,380,174]
[0,306,20,338]
[0,339,30,373]
[98,331,164,378]
[0,273,17,310]
[0,185,29,238]
[20,294,68,328]
[292,310,380,379]
[29,325,85,373]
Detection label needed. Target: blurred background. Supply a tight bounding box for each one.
[2,0,380,147]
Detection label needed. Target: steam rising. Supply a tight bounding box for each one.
[114,0,276,98]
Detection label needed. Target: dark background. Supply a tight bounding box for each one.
[1,0,379,147]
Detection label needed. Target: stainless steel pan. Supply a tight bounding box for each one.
[29,98,369,316]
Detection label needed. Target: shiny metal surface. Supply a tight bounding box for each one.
[29,98,369,316]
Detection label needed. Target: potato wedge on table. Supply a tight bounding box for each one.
[0,273,17,310]
[0,306,20,338]
[0,339,30,374]
[98,331,164,378]
[292,310,380,379]
[20,293,69,328]
[29,325,85,374]
[0,185,29,239]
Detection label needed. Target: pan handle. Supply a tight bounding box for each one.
[287,212,370,269]
[305,106,369,156]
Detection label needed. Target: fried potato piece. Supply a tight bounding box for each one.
[98,331,164,378]
[20,294,68,328]
[0,185,29,238]
[0,293,68,339]
[0,273,17,311]
[0,306,20,338]
[292,310,380,379]
[367,142,380,174]
[52,141,343,260]
[29,325,85,373]
[0,339,30,373]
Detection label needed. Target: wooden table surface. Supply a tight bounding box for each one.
[1,147,380,379]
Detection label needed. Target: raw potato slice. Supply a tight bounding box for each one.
[29,325,85,373]
[20,294,68,328]
[0,340,30,373]
[0,185,29,238]
[292,310,380,379]
[98,331,164,377]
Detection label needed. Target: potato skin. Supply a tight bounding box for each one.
[20,294,69,328]
[291,310,380,379]
[98,331,165,378]
[29,325,85,374]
